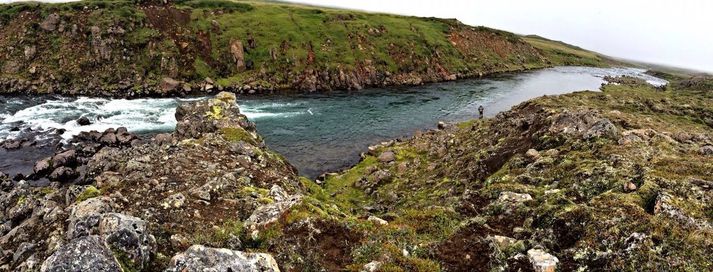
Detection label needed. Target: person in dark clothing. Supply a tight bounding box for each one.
[478,105,484,119]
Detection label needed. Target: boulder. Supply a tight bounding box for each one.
[699,145,713,156]
[527,248,558,272]
[98,213,156,269]
[584,119,619,140]
[378,151,395,163]
[33,157,53,176]
[77,116,91,126]
[525,149,541,161]
[166,245,279,272]
[497,191,532,204]
[48,166,77,182]
[367,216,388,225]
[230,40,246,72]
[39,13,60,32]
[40,235,122,272]
[52,149,77,167]
[160,77,180,93]
[67,197,113,238]
[24,45,36,60]
[245,195,302,230]
[99,132,117,145]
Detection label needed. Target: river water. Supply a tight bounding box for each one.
[0,66,666,178]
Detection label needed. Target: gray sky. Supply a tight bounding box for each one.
[3,0,711,72]
[284,0,713,72]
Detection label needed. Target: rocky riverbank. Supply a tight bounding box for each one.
[1,73,711,271]
[0,1,612,98]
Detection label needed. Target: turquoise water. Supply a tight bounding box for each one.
[0,66,666,178]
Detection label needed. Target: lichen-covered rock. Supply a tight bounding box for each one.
[40,235,122,272]
[527,248,558,272]
[98,213,156,270]
[246,194,303,230]
[165,245,279,272]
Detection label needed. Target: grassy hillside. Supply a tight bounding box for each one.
[0,0,610,97]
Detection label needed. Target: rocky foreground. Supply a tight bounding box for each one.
[0,75,712,271]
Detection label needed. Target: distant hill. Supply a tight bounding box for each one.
[0,0,612,97]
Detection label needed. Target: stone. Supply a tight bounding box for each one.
[52,149,77,167]
[437,121,447,130]
[525,149,541,161]
[362,261,382,272]
[39,13,60,32]
[378,151,396,163]
[77,116,91,126]
[497,191,532,204]
[67,197,113,238]
[160,77,180,93]
[246,195,302,230]
[527,248,559,272]
[98,213,156,269]
[165,245,279,272]
[40,235,122,272]
[699,145,713,156]
[153,133,173,145]
[624,181,637,192]
[488,235,517,251]
[230,40,246,72]
[13,242,36,264]
[162,193,186,209]
[48,166,77,182]
[99,133,117,145]
[170,234,190,249]
[367,216,388,225]
[33,157,53,176]
[24,45,36,60]
[584,119,619,140]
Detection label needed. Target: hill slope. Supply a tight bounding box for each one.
[0,0,610,97]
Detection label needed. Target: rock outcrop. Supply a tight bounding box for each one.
[166,245,280,272]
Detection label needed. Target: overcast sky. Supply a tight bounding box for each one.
[284,0,713,72]
[3,0,711,72]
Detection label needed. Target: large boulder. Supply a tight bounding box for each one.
[165,245,280,272]
[98,213,156,269]
[40,235,122,272]
[174,91,257,141]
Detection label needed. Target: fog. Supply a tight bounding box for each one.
[285,0,713,73]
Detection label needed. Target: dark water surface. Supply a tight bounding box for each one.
[0,66,666,178]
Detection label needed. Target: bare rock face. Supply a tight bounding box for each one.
[40,235,122,272]
[166,245,280,272]
[230,40,246,72]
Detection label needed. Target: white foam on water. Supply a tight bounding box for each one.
[1,96,202,140]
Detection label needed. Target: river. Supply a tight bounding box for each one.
[0,66,666,178]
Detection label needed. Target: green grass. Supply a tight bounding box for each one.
[0,0,610,95]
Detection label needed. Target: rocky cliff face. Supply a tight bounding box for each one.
[0,1,606,97]
[1,76,710,271]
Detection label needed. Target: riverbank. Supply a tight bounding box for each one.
[0,0,615,98]
[0,73,710,271]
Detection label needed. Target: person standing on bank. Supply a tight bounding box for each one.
[478,105,484,119]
